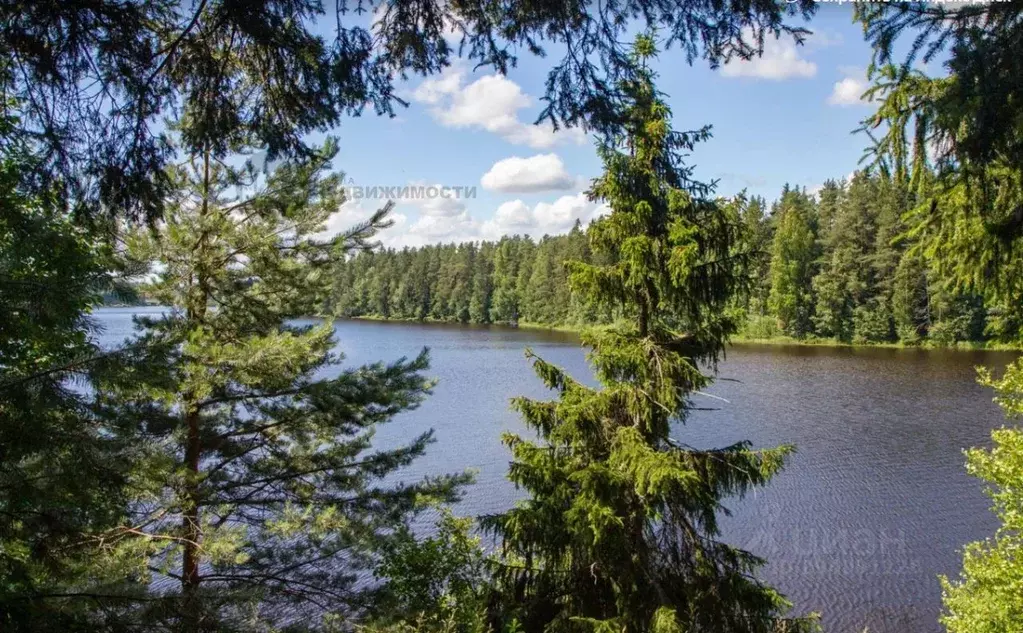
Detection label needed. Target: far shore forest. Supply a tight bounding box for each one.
[326,175,1016,349]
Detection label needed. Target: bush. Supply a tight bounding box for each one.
[369,511,493,633]
[853,302,895,344]
[940,361,1023,633]
[741,314,782,339]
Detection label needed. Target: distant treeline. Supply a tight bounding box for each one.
[329,172,1020,346]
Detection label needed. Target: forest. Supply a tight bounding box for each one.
[330,173,1016,347]
[3,2,1023,633]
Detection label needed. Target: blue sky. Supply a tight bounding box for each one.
[317,6,892,247]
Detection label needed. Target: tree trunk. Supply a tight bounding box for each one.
[182,404,202,629]
[181,147,212,631]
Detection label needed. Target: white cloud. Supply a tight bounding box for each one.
[417,195,465,217]
[315,200,409,247]
[320,190,608,248]
[395,181,468,217]
[533,194,606,233]
[481,193,609,239]
[493,200,534,228]
[406,210,479,242]
[411,64,587,148]
[410,66,464,105]
[481,154,576,193]
[806,29,843,50]
[721,31,817,80]
[827,68,871,107]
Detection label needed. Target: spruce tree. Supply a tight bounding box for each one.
[107,140,467,629]
[892,252,931,343]
[483,37,813,633]
[0,106,146,629]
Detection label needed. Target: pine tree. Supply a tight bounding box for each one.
[522,239,560,324]
[814,180,844,256]
[483,36,813,633]
[109,140,467,629]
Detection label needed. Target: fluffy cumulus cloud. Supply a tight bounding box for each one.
[411,64,586,148]
[827,67,871,106]
[395,181,468,217]
[393,193,608,247]
[405,210,480,243]
[492,200,534,228]
[318,187,608,248]
[314,200,410,247]
[721,30,817,80]
[481,193,609,240]
[481,154,577,193]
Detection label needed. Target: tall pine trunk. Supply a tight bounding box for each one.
[181,149,212,630]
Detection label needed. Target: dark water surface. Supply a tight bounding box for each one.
[95,307,1020,633]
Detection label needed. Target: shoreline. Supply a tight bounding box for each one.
[338,315,1023,352]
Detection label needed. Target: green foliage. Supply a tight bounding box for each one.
[371,511,491,633]
[331,168,1023,348]
[858,4,1023,208]
[739,195,774,317]
[768,187,818,338]
[812,173,879,342]
[852,300,895,345]
[102,137,468,629]
[857,6,1023,340]
[741,314,782,340]
[940,360,1023,633]
[892,254,930,343]
[0,0,815,221]
[0,105,146,630]
[331,228,604,328]
[481,39,814,633]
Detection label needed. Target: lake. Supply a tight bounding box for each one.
[94,307,1020,633]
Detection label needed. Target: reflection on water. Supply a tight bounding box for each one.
[94,308,1020,633]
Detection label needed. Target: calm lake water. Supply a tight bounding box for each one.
[94,307,1020,633]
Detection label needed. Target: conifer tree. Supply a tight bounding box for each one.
[0,106,146,629]
[814,180,844,256]
[740,195,774,318]
[768,187,818,338]
[108,140,467,629]
[483,36,812,633]
[490,239,524,324]
[469,242,495,324]
[892,253,931,343]
[522,240,560,325]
